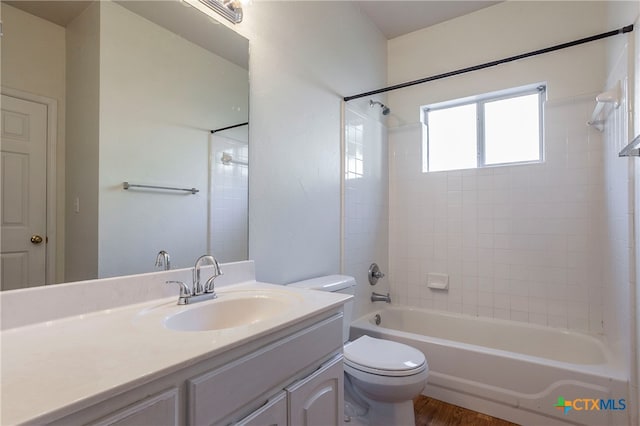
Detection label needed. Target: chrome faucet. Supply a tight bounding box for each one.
[371,292,391,303]
[155,250,171,271]
[193,254,223,295]
[166,254,223,305]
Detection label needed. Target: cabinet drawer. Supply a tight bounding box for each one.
[232,392,287,426]
[89,388,179,426]
[188,314,342,425]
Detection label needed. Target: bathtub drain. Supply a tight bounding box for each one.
[374,314,381,325]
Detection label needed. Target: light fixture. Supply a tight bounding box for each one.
[198,0,243,24]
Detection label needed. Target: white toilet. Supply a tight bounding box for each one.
[289,275,428,426]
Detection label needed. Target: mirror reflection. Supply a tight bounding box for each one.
[0,0,249,290]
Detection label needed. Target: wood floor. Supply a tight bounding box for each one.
[414,396,519,426]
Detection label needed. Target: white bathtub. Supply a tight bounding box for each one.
[350,306,629,426]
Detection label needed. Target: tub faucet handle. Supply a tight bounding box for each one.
[368,263,385,285]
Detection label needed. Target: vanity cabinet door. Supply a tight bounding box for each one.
[188,315,342,425]
[89,388,179,426]
[286,355,343,426]
[233,392,287,426]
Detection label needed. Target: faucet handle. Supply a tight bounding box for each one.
[209,257,223,279]
[204,276,219,295]
[166,280,191,304]
[368,263,385,285]
[204,258,223,293]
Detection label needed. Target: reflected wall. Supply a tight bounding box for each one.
[95,1,248,278]
[1,0,249,285]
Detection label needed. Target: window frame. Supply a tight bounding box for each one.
[421,83,546,173]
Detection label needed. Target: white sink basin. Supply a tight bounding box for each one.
[163,291,299,332]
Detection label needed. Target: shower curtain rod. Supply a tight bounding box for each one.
[210,122,249,134]
[343,24,634,102]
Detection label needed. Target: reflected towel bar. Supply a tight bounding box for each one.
[123,182,199,194]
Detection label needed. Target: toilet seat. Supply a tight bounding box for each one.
[344,335,426,377]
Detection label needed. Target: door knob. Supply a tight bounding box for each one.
[30,235,43,244]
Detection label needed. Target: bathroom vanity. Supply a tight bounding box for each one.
[0,261,350,425]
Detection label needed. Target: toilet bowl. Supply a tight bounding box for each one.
[288,275,428,426]
[343,335,428,425]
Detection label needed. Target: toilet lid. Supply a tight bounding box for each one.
[344,336,426,377]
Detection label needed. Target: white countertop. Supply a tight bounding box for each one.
[1,281,350,425]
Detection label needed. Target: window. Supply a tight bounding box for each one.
[345,121,364,180]
[422,84,545,172]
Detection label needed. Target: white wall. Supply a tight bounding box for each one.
[605,1,640,423]
[97,1,248,277]
[635,16,640,426]
[387,1,609,331]
[231,2,387,284]
[65,2,100,282]
[1,4,66,282]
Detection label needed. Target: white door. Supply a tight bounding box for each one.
[1,94,48,291]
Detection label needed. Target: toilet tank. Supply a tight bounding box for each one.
[288,275,356,343]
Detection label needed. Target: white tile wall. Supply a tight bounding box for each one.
[389,95,606,332]
[210,133,249,263]
[601,42,633,368]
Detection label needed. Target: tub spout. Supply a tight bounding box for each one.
[371,292,391,303]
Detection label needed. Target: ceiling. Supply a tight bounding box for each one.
[4,1,91,26]
[5,0,501,53]
[355,1,501,39]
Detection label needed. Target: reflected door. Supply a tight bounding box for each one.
[1,94,48,290]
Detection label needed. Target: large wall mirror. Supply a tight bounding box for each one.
[1,0,249,290]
